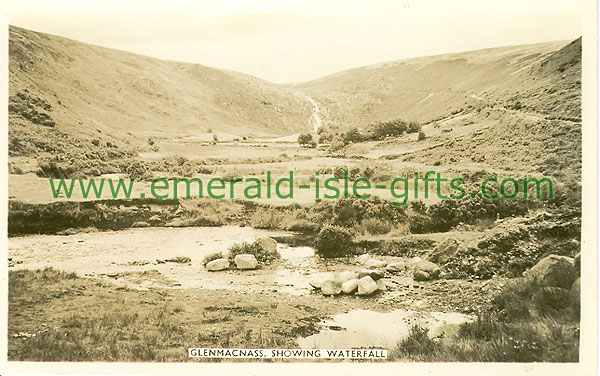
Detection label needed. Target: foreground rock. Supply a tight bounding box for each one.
[407,256,423,269]
[357,276,378,296]
[342,279,359,294]
[376,279,387,291]
[321,279,343,295]
[234,254,258,270]
[205,258,230,271]
[523,254,576,288]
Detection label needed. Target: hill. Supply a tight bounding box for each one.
[8,25,313,158]
[300,39,580,127]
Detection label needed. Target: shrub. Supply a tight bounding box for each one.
[298,133,313,147]
[407,121,421,133]
[249,208,286,230]
[286,219,319,233]
[360,217,392,235]
[228,239,280,264]
[394,325,437,357]
[202,252,223,266]
[417,130,426,141]
[315,225,353,258]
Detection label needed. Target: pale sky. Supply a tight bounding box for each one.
[7,1,583,83]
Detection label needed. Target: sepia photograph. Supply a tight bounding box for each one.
[1,0,597,375]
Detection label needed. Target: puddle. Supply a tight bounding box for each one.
[298,309,472,349]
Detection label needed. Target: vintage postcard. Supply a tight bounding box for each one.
[1,1,597,375]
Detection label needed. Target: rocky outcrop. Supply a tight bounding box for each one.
[429,238,466,264]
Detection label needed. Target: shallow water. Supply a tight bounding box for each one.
[298,309,472,349]
[8,226,319,294]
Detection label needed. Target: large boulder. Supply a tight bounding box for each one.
[321,279,342,296]
[357,276,378,296]
[358,269,384,281]
[429,238,465,264]
[376,279,387,291]
[234,254,258,270]
[342,279,359,294]
[572,277,581,297]
[523,254,577,288]
[386,261,406,272]
[206,258,230,271]
[309,272,335,289]
[414,260,441,279]
[573,253,581,274]
[364,259,387,269]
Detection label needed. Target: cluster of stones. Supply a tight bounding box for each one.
[204,237,278,271]
[309,269,387,296]
[205,254,259,271]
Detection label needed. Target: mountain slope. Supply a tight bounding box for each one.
[9,25,313,149]
[300,39,580,127]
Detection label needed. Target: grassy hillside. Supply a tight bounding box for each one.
[300,39,580,127]
[9,26,313,156]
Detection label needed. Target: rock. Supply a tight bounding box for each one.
[376,279,387,291]
[386,261,406,272]
[573,253,581,274]
[254,237,279,257]
[407,256,423,269]
[357,254,371,264]
[205,258,230,271]
[358,269,384,280]
[342,279,359,294]
[234,254,258,269]
[413,270,431,281]
[572,277,581,296]
[523,254,576,288]
[336,271,358,284]
[309,273,335,289]
[132,221,149,228]
[321,279,342,295]
[414,261,441,279]
[357,276,378,296]
[429,238,465,264]
[364,259,387,268]
[148,215,162,224]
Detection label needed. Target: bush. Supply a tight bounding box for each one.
[298,133,313,147]
[360,217,392,235]
[315,225,353,258]
[417,130,426,141]
[202,252,223,266]
[228,239,280,264]
[249,208,286,230]
[407,121,421,133]
[286,219,319,233]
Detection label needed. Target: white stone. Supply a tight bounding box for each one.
[234,254,258,269]
[357,276,378,296]
[205,258,230,271]
[341,279,359,294]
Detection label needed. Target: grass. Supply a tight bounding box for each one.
[390,276,580,362]
[9,268,330,361]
